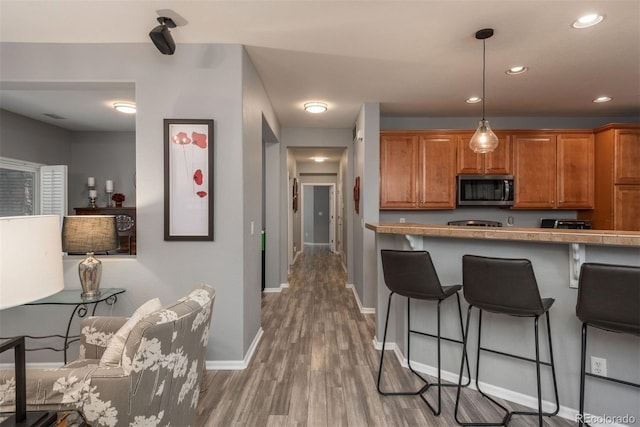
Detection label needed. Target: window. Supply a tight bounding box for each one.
[0,157,67,217]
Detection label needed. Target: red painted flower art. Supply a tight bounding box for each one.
[192,132,207,149]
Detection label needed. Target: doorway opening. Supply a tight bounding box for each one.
[301,183,336,253]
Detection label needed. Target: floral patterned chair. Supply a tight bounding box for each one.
[0,284,215,427]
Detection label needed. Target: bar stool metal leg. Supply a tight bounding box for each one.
[454,307,559,427]
[377,292,471,416]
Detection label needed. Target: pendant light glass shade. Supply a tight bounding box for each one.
[469,28,498,154]
[469,119,499,153]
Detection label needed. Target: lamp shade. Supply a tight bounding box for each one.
[0,215,65,310]
[62,216,119,254]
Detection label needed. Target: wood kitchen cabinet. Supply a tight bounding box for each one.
[512,131,593,209]
[578,124,640,230]
[380,131,456,209]
[457,132,512,175]
[74,207,137,254]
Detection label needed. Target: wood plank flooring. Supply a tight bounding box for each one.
[196,246,575,426]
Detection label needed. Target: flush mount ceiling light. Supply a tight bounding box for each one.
[149,17,177,55]
[304,102,328,114]
[572,13,604,29]
[466,96,482,104]
[113,102,137,114]
[469,28,499,154]
[593,96,612,103]
[506,65,529,75]
[311,156,328,162]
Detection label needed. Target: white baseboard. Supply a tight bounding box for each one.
[262,283,289,293]
[371,338,605,424]
[345,283,375,314]
[205,327,263,370]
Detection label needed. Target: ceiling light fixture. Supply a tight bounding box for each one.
[149,17,177,55]
[593,96,612,103]
[506,66,529,75]
[572,14,604,29]
[466,96,482,104]
[113,102,137,114]
[311,156,328,162]
[469,28,499,154]
[304,102,328,114]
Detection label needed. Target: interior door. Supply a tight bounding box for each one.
[329,184,335,252]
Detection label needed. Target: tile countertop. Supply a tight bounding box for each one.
[365,223,640,247]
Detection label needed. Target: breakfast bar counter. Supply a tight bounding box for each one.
[366,222,640,422]
[365,222,640,246]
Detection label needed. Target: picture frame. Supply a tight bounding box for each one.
[292,177,298,212]
[164,119,214,241]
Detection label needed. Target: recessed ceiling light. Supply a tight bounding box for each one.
[113,102,137,114]
[311,156,328,162]
[304,102,328,114]
[572,13,604,29]
[506,66,529,75]
[593,96,612,103]
[466,97,482,104]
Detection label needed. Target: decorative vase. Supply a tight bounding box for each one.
[115,202,122,208]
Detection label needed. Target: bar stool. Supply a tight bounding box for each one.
[454,255,559,427]
[377,249,471,416]
[576,263,640,427]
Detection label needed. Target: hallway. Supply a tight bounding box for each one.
[196,247,574,426]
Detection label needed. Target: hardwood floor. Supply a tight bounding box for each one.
[196,246,574,426]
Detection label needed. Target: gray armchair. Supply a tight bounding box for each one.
[0,284,215,427]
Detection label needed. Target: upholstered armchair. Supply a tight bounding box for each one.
[0,284,215,427]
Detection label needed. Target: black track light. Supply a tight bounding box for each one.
[149,17,177,55]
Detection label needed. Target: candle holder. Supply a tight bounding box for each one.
[88,184,97,208]
[106,191,114,207]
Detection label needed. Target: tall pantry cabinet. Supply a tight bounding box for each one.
[578,124,640,230]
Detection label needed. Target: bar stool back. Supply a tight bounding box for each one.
[378,250,470,416]
[454,255,559,427]
[576,262,640,426]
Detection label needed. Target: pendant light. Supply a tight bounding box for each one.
[469,28,499,154]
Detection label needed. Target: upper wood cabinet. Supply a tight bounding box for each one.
[379,133,419,209]
[512,134,557,208]
[512,131,594,209]
[380,131,456,209]
[578,124,640,230]
[614,128,640,184]
[418,134,457,209]
[457,132,512,175]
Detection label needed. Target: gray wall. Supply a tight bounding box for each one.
[69,131,136,209]
[0,42,278,363]
[0,109,71,166]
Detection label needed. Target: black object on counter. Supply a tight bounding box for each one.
[448,220,503,227]
[540,219,591,229]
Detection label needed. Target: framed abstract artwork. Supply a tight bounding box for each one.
[164,119,214,241]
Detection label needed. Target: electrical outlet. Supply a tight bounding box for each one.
[591,356,607,376]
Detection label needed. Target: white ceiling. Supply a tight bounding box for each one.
[1,0,639,136]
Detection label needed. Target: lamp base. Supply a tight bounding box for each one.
[79,253,102,298]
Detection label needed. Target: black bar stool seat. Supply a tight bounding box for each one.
[378,250,471,416]
[454,255,560,427]
[576,262,640,427]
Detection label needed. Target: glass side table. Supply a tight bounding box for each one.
[8,288,125,364]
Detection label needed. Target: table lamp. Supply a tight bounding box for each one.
[61,215,119,298]
[1,215,65,426]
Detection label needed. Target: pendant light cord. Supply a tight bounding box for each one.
[482,38,486,121]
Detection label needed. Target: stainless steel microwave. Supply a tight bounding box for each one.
[457,175,514,206]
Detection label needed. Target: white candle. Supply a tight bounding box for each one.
[88,176,95,187]
[106,180,113,192]
[89,189,97,198]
